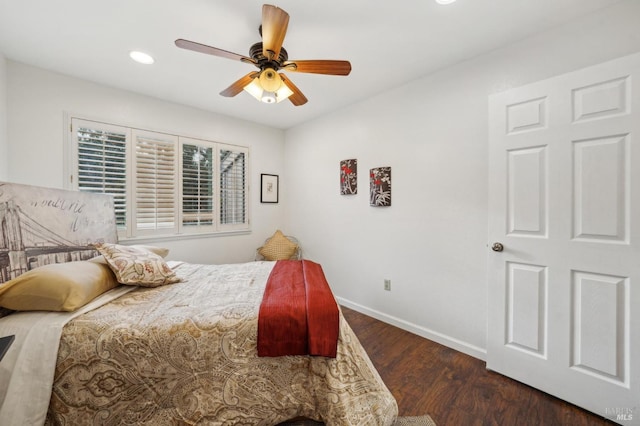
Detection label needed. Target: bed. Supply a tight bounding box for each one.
[0,182,397,425]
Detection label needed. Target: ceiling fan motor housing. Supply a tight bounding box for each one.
[249,42,288,71]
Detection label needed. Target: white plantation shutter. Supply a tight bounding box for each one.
[134,131,178,234]
[181,141,214,230]
[73,120,127,230]
[219,146,248,229]
[70,118,249,238]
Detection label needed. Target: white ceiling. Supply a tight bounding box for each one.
[0,0,624,129]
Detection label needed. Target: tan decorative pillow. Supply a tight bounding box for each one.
[0,261,119,312]
[258,230,299,261]
[94,242,181,287]
[89,244,170,264]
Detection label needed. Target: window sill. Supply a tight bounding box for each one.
[118,229,251,245]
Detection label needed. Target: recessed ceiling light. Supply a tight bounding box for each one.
[129,51,155,65]
[436,0,457,4]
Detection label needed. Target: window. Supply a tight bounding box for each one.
[220,149,247,225]
[75,123,127,228]
[134,130,178,235]
[182,142,213,228]
[70,118,249,239]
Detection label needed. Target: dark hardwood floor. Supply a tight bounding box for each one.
[341,306,615,426]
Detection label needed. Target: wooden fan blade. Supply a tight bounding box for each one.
[280,74,308,106]
[283,60,352,76]
[262,4,289,60]
[175,39,257,65]
[220,72,259,97]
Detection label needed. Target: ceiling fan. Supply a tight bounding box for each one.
[175,4,351,106]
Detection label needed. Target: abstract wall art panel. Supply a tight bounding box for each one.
[340,159,357,195]
[370,167,391,207]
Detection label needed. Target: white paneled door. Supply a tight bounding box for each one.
[488,52,640,425]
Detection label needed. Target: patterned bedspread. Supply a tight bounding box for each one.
[46,261,398,425]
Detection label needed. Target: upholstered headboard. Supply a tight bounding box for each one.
[0,182,117,285]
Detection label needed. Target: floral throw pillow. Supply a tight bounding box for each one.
[93,242,181,287]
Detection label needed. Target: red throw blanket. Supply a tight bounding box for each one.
[258,260,339,358]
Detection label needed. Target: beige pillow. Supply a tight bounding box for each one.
[89,244,169,264]
[0,261,119,312]
[258,230,299,261]
[94,242,181,287]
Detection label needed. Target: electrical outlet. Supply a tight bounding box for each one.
[384,279,391,291]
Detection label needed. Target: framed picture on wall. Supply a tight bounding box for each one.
[261,174,279,203]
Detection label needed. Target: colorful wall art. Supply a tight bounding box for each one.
[369,167,391,207]
[340,159,357,195]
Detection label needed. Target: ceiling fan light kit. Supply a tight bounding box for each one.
[244,75,293,104]
[259,68,281,92]
[175,4,351,106]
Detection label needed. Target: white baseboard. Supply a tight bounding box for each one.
[337,296,487,362]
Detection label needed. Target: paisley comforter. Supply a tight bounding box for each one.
[45,261,397,425]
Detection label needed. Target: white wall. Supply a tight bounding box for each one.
[6,62,286,264]
[284,0,640,358]
[0,53,7,181]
